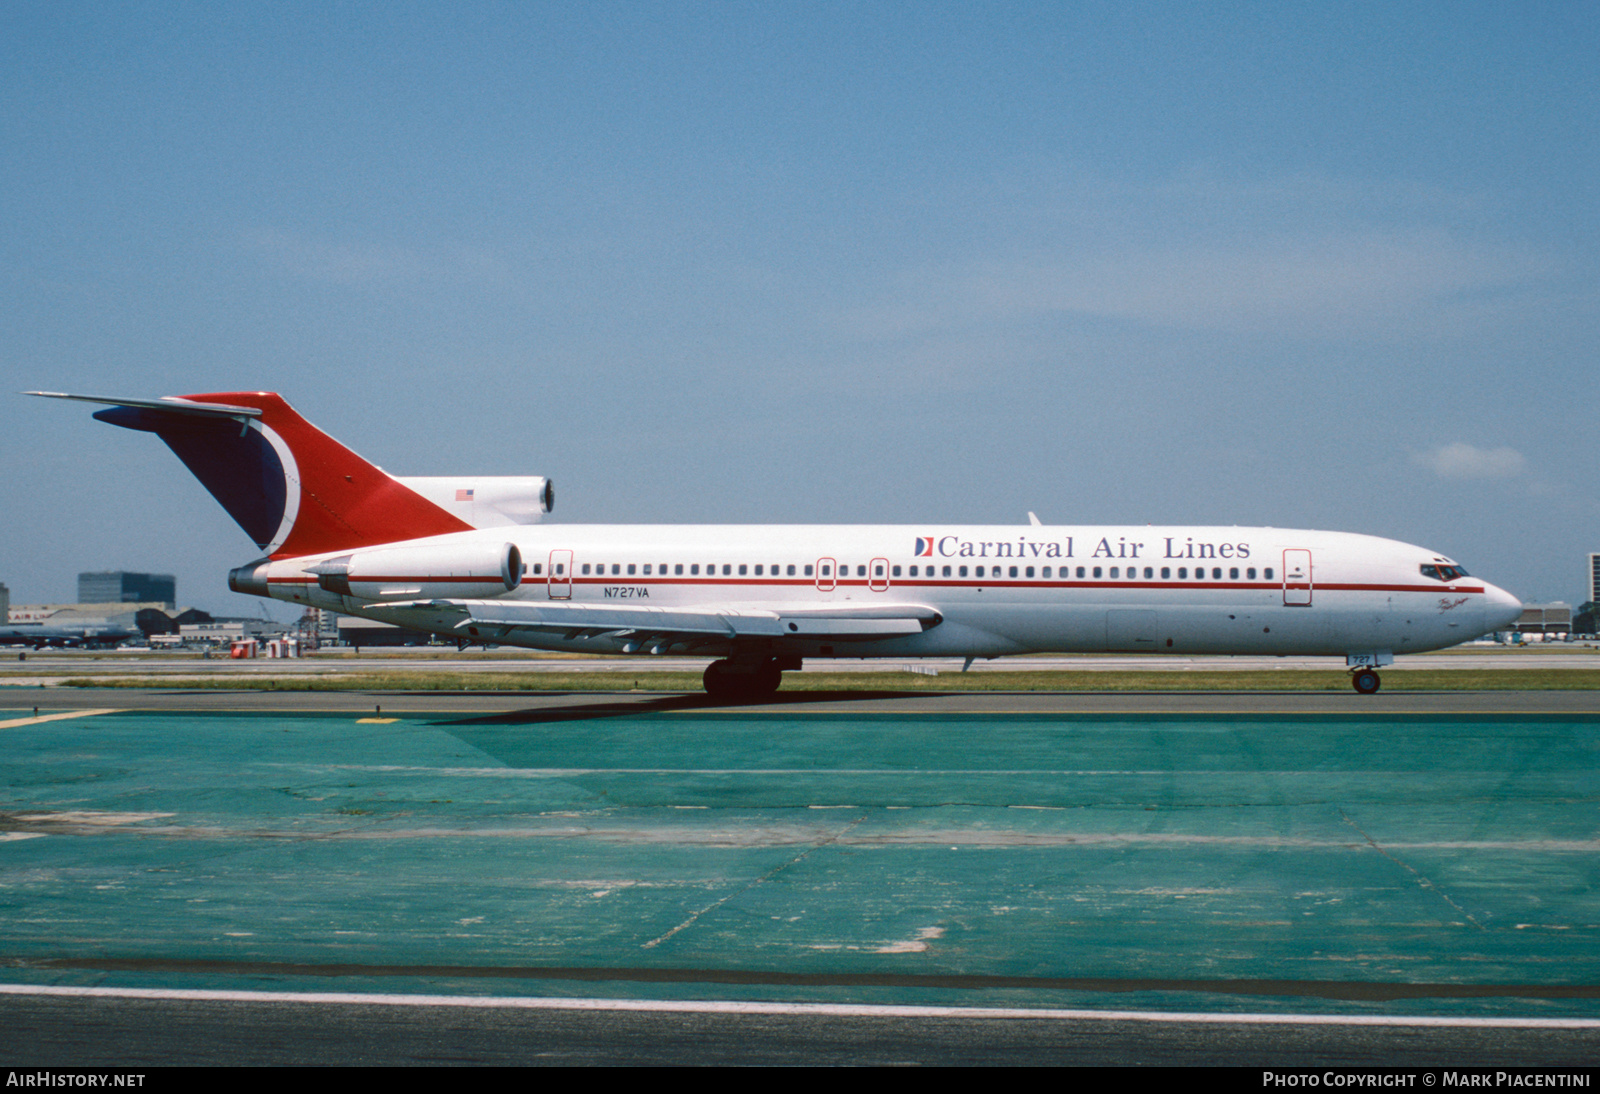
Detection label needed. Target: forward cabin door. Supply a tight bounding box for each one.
[1283,549,1312,606]
[548,549,572,599]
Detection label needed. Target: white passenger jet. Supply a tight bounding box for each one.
[31,391,1522,697]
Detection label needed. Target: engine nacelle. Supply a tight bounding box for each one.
[395,477,553,527]
[307,541,522,601]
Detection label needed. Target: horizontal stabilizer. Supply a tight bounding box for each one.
[26,392,262,418]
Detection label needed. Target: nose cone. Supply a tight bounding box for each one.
[1481,582,1523,633]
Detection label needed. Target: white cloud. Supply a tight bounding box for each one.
[1413,443,1527,480]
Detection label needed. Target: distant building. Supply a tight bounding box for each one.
[1516,602,1572,637]
[178,620,287,645]
[78,572,176,609]
[0,583,8,623]
[1589,553,1600,606]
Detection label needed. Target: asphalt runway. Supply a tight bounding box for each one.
[2,688,1597,1065]
[4,645,1599,687]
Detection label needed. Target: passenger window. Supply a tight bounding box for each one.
[787,564,796,576]
[582,564,591,575]
[1076,566,1086,578]
[533,563,542,576]
[958,566,969,578]
[1042,567,1051,578]
[942,565,952,577]
[612,564,622,576]
[805,565,814,576]
[1144,567,1153,579]
[891,565,901,577]
[555,564,564,575]
[1160,567,1170,579]
[1229,567,1239,580]
[643,564,651,575]
[1246,568,1255,580]
[1025,566,1034,578]
[975,566,985,578]
[754,565,763,576]
[1211,567,1220,579]
[822,565,831,576]
[628,564,636,576]
[858,565,867,577]
[690,564,699,575]
[1093,567,1103,578]
[1194,568,1203,580]
[675,564,683,575]
[1010,566,1019,578]
[909,565,918,577]
[1265,568,1274,580]
[739,564,748,576]
[722,564,732,576]
[875,564,884,576]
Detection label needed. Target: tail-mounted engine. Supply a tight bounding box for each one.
[306,541,523,601]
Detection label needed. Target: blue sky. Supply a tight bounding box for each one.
[3,2,1596,613]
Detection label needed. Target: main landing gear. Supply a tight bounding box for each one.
[702,657,784,701]
[1350,668,1381,695]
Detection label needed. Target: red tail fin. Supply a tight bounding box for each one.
[96,391,473,558]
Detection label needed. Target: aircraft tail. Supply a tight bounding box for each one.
[33,391,475,558]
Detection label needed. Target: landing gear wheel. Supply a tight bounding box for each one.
[754,662,782,697]
[703,659,735,699]
[702,659,784,701]
[1351,669,1381,695]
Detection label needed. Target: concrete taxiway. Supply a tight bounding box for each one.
[1,686,1596,1064]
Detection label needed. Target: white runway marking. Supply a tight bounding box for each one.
[0,708,122,729]
[2,982,1596,1028]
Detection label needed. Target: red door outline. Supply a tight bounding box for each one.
[815,557,836,592]
[869,557,890,592]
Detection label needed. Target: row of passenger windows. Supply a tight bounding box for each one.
[540,562,1277,581]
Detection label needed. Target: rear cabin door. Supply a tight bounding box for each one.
[548,549,572,599]
[1282,549,1312,606]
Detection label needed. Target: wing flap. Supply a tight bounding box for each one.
[364,598,942,644]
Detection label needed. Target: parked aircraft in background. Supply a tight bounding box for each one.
[31,391,1523,697]
[0,619,139,649]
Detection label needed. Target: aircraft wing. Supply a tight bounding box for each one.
[362,598,942,648]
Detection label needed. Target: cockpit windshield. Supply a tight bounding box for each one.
[1421,564,1469,582]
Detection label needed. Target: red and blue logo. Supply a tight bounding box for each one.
[913,537,935,557]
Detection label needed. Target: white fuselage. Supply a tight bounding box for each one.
[253,524,1523,660]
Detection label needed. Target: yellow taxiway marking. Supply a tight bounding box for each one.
[0,708,123,729]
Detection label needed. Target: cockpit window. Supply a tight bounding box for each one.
[1421,564,1469,582]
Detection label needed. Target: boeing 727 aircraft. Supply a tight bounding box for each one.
[31,390,1523,697]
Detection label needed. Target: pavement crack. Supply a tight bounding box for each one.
[1339,808,1486,931]
[642,812,870,949]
